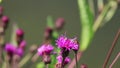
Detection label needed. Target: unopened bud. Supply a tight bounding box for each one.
[1,16,9,29]
[44,27,53,40]
[55,18,65,30]
[16,29,24,44]
[80,64,88,68]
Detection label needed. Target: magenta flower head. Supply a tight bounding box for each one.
[57,55,71,65]
[56,35,71,51]
[4,43,16,56]
[16,48,24,57]
[55,18,65,30]
[37,44,54,56]
[16,29,24,37]
[69,38,79,51]
[19,40,26,49]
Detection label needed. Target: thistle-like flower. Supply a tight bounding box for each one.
[37,44,54,56]
[4,43,16,56]
[37,44,54,64]
[56,35,79,51]
[56,35,71,51]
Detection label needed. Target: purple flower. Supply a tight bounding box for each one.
[16,48,24,57]
[56,35,79,51]
[4,43,16,55]
[56,35,72,50]
[37,44,54,56]
[19,40,26,49]
[69,38,79,51]
[16,29,24,37]
[57,55,71,64]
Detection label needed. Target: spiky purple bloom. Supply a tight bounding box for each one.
[56,35,79,51]
[69,38,79,51]
[57,55,71,64]
[4,43,16,56]
[37,44,54,56]
[16,29,24,37]
[56,35,71,51]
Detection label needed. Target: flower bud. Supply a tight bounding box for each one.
[1,16,9,29]
[55,18,65,30]
[4,43,16,57]
[80,64,88,68]
[19,40,26,49]
[44,27,53,40]
[16,29,24,44]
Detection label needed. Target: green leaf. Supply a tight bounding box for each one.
[78,0,94,51]
[47,16,54,28]
[10,23,18,47]
[0,0,2,3]
[36,62,45,68]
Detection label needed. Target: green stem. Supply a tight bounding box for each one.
[93,0,117,32]
[19,53,32,67]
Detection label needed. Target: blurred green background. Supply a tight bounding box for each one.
[1,0,120,68]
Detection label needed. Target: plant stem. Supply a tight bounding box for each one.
[68,51,83,68]
[46,64,49,68]
[109,52,120,68]
[19,53,32,67]
[103,29,120,68]
[93,0,117,32]
[75,53,78,68]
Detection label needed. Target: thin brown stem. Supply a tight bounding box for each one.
[109,52,120,68]
[68,51,83,68]
[75,53,78,68]
[103,29,120,68]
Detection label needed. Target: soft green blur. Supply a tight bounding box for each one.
[1,0,120,68]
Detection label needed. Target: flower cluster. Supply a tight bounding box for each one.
[5,43,24,57]
[55,34,79,67]
[4,29,26,57]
